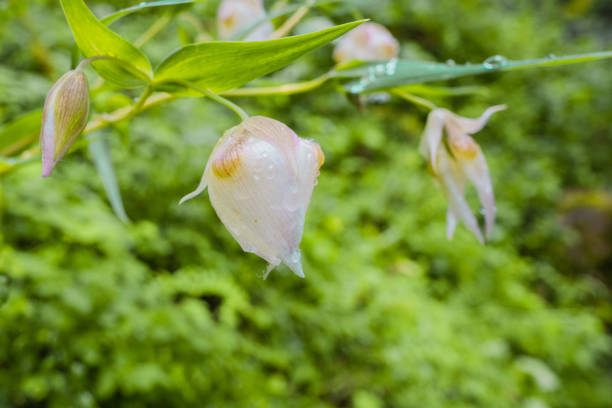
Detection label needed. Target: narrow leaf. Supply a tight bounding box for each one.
[101,0,206,25]
[343,51,612,93]
[154,20,366,93]
[89,137,130,223]
[60,0,153,87]
[0,110,42,156]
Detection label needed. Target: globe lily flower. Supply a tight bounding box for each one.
[180,116,324,278]
[217,0,274,41]
[40,68,89,177]
[419,105,506,243]
[333,22,399,64]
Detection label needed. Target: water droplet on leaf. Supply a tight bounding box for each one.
[483,55,508,69]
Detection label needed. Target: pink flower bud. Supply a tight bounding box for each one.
[333,22,399,64]
[419,105,506,242]
[180,116,324,278]
[40,69,89,177]
[217,0,274,41]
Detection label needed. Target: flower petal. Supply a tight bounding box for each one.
[456,144,496,238]
[419,109,446,174]
[437,148,484,243]
[456,105,506,135]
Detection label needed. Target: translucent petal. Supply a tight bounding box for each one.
[419,109,446,174]
[217,0,269,41]
[446,208,458,239]
[455,105,506,135]
[457,145,496,238]
[436,149,484,243]
[183,117,323,278]
[333,23,399,63]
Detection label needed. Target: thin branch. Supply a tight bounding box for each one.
[268,0,315,39]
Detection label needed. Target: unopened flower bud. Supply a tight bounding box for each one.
[180,116,324,278]
[419,105,506,242]
[40,69,89,177]
[333,22,399,64]
[217,0,273,41]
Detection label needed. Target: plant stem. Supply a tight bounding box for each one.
[222,72,332,96]
[167,80,249,121]
[269,0,315,39]
[391,90,437,111]
[135,12,172,48]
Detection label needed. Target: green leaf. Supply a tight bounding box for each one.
[0,110,42,157]
[343,51,612,93]
[89,136,130,223]
[101,0,206,26]
[154,20,366,93]
[60,0,153,88]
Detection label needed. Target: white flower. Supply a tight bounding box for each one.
[420,105,506,242]
[217,0,274,41]
[180,116,324,278]
[333,22,399,64]
[40,69,89,177]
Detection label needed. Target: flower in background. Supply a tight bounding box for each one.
[180,116,324,278]
[217,0,274,41]
[419,105,506,243]
[333,22,399,64]
[40,69,89,177]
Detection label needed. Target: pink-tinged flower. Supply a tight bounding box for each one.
[333,22,399,64]
[217,0,274,41]
[419,105,506,243]
[180,116,324,278]
[40,69,89,177]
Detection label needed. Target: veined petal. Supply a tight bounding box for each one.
[217,0,270,41]
[455,105,506,135]
[41,69,89,177]
[242,116,300,177]
[436,148,484,243]
[419,109,446,174]
[446,208,458,240]
[333,22,399,64]
[456,144,496,238]
[181,116,322,278]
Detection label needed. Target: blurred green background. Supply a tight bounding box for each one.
[1,0,611,407]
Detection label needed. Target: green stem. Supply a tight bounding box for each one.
[76,56,153,83]
[269,0,315,39]
[391,89,437,111]
[167,80,249,121]
[135,12,172,48]
[222,72,332,96]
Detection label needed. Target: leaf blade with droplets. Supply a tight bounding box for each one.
[343,51,612,93]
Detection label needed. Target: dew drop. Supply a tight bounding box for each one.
[483,55,507,70]
[547,53,557,59]
[446,59,456,66]
[385,58,398,75]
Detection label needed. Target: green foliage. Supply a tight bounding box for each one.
[342,51,612,93]
[1,1,611,408]
[60,0,154,87]
[100,0,206,25]
[154,20,365,93]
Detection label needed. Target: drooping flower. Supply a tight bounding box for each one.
[180,116,324,278]
[333,22,399,64]
[419,105,506,243]
[217,0,274,41]
[40,69,90,177]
